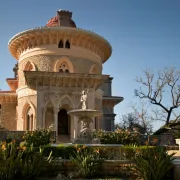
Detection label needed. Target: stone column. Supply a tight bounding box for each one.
[74,116,78,138]
[54,108,59,141]
[42,107,46,128]
[70,114,74,140]
[87,90,95,130]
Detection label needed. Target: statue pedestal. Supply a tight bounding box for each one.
[67,109,101,144]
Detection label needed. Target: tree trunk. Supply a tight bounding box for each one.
[166,111,171,125]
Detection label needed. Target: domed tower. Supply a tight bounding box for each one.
[8,10,123,141]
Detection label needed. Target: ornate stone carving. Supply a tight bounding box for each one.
[18,88,37,99]
[43,92,74,109]
[38,59,51,71]
[59,62,69,73]
[72,93,81,109]
[44,93,50,103]
[77,117,93,141]
[50,93,59,104]
[19,55,55,72]
[61,97,71,106]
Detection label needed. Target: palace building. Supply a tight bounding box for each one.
[0,10,123,142]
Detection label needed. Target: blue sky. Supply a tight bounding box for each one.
[0,0,180,129]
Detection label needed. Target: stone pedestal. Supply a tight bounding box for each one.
[67,109,101,144]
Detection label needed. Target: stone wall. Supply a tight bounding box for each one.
[0,102,17,130]
[40,159,136,178]
[19,55,101,74]
[101,77,112,96]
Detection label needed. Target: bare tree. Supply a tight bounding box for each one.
[131,103,153,135]
[118,109,152,135]
[135,68,180,125]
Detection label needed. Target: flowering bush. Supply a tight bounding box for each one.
[0,140,52,179]
[70,145,104,178]
[22,127,52,147]
[93,129,141,145]
[0,140,22,179]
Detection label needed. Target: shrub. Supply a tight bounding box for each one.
[0,141,52,180]
[133,146,175,180]
[22,127,52,147]
[43,144,124,160]
[43,144,77,159]
[93,129,141,145]
[43,144,156,160]
[70,145,103,179]
[20,144,52,179]
[43,144,175,161]
[0,141,21,179]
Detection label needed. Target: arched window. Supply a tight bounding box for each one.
[59,63,69,73]
[54,57,74,73]
[65,40,70,49]
[27,114,30,130]
[26,108,34,131]
[58,40,63,48]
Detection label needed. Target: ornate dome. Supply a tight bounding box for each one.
[46,16,58,27]
[46,10,76,28]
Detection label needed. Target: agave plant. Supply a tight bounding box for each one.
[70,146,103,179]
[133,146,175,180]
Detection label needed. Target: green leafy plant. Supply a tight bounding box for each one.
[133,146,175,180]
[20,144,52,179]
[0,141,21,179]
[22,127,52,147]
[70,145,104,178]
[93,129,140,145]
[0,141,52,180]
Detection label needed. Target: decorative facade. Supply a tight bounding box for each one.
[0,10,123,142]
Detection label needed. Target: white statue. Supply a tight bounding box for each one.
[80,89,89,110]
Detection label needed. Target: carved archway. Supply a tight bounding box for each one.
[59,94,74,109]
[54,57,74,73]
[89,64,100,74]
[58,95,74,137]
[24,61,36,71]
[22,102,36,130]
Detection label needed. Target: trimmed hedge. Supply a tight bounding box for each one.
[43,144,77,159]
[42,144,165,160]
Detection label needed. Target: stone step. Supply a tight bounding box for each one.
[57,135,70,143]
